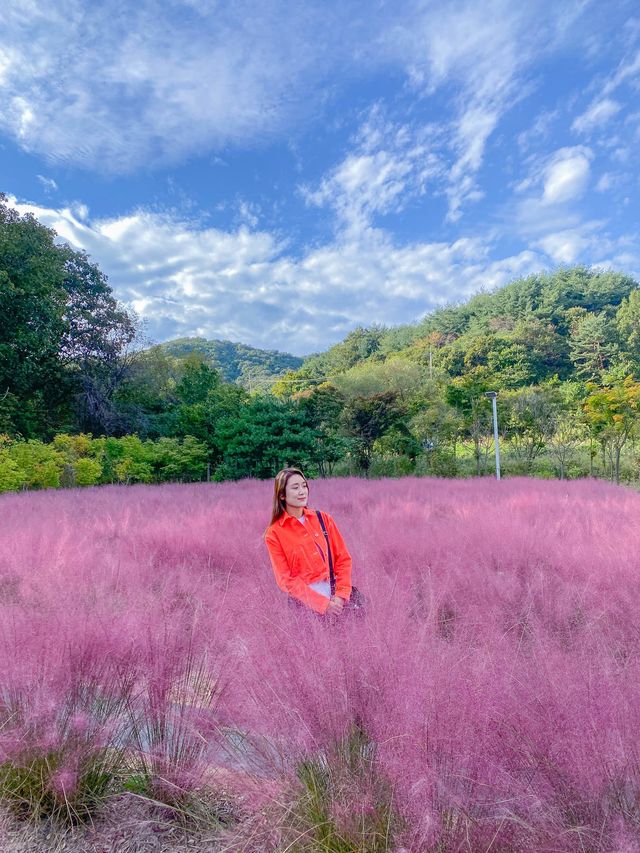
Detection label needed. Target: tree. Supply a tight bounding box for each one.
[60,247,138,434]
[583,377,640,483]
[569,312,617,382]
[295,383,348,477]
[333,357,426,401]
[542,381,585,480]
[446,368,494,475]
[0,199,69,437]
[173,356,221,405]
[0,195,138,438]
[616,289,640,372]
[341,391,405,476]
[214,396,322,479]
[503,386,556,473]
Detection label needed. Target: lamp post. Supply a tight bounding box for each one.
[484,391,501,480]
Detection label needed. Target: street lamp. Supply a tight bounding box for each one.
[484,391,501,481]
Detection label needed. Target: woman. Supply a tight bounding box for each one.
[265,468,352,616]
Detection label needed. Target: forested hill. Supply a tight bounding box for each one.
[157,337,303,388]
[7,191,640,487]
[283,267,640,392]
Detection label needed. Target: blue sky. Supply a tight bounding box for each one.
[2,1,640,356]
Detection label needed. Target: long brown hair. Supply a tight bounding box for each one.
[268,467,308,527]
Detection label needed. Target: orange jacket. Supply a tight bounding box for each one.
[265,507,352,614]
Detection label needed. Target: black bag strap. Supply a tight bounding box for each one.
[315,510,335,596]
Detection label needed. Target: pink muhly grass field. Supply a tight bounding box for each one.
[0,476,639,850]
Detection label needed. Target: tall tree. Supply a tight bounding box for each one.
[0,200,68,436]
[60,246,138,434]
[569,312,617,382]
[214,396,321,479]
[503,386,556,473]
[616,289,640,372]
[341,391,404,476]
[583,377,640,483]
[446,368,494,475]
[0,195,137,438]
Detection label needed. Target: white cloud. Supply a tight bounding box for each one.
[0,1,358,172]
[572,98,621,134]
[303,111,442,236]
[0,0,592,183]
[602,50,640,96]
[537,229,590,264]
[536,225,640,272]
[379,0,587,221]
[36,175,58,193]
[542,147,592,204]
[9,197,546,355]
[517,109,560,152]
[595,172,615,192]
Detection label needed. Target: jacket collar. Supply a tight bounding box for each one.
[278,506,313,527]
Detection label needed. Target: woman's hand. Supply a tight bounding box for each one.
[326,595,345,616]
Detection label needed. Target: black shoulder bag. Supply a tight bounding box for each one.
[315,511,366,614]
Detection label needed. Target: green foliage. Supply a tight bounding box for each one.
[0,750,113,823]
[616,289,640,373]
[174,356,221,405]
[0,433,209,493]
[0,750,116,824]
[301,326,386,380]
[0,445,26,491]
[583,377,640,482]
[334,357,427,400]
[569,312,618,382]
[73,457,103,487]
[7,440,64,489]
[503,386,557,473]
[341,392,405,475]
[214,396,322,480]
[0,194,137,439]
[0,201,68,438]
[152,436,208,482]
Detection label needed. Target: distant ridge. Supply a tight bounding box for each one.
[157,336,303,389]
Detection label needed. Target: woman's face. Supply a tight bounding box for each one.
[284,474,308,510]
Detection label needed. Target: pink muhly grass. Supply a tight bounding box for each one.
[0,477,640,846]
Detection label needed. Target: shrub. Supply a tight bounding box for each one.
[73,457,103,486]
[0,450,25,492]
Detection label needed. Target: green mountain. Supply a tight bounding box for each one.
[284,266,640,392]
[157,336,303,389]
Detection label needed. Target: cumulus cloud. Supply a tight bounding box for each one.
[9,197,545,355]
[536,224,640,271]
[542,147,592,204]
[536,229,590,264]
